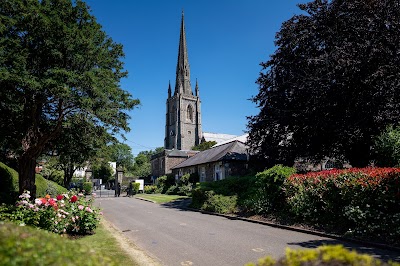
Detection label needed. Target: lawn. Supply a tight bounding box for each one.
[75,219,140,266]
[136,193,189,204]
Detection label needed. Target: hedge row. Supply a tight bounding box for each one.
[0,162,67,203]
[192,166,400,246]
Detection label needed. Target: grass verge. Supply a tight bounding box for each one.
[75,219,141,266]
[136,194,189,204]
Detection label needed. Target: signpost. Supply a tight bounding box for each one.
[115,166,124,197]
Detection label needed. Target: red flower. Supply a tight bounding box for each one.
[56,195,63,201]
[70,195,78,203]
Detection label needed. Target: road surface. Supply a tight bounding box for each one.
[95,196,400,266]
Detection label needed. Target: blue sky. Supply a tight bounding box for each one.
[85,0,304,156]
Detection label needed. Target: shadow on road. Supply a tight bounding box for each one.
[287,239,400,262]
[160,198,192,210]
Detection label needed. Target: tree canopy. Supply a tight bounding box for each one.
[0,0,139,196]
[247,0,400,167]
[192,141,217,151]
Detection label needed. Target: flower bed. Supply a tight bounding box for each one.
[1,190,101,235]
[285,167,400,245]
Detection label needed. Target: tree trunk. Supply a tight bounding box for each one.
[63,163,75,188]
[18,154,37,199]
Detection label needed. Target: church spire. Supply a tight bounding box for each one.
[195,78,199,97]
[175,10,192,95]
[168,80,171,98]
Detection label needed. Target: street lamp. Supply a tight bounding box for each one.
[115,166,124,197]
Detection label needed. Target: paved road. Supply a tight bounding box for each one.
[95,196,400,266]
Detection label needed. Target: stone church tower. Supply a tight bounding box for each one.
[164,12,202,150]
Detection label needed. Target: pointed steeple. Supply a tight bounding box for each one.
[195,78,199,97]
[168,80,171,98]
[175,10,192,95]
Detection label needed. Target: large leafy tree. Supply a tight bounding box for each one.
[247,0,400,167]
[0,0,139,197]
[107,143,134,171]
[132,147,163,178]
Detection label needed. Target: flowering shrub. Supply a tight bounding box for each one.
[1,190,101,235]
[285,167,400,245]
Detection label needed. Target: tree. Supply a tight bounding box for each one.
[247,0,400,167]
[192,141,217,151]
[107,143,134,171]
[373,125,400,167]
[0,0,139,197]
[131,147,163,178]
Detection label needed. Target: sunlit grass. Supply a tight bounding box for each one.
[75,220,140,266]
[136,194,189,204]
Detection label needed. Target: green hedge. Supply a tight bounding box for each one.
[0,162,19,204]
[36,174,67,197]
[0,162,67,201]
[246,245,399,266]
[83,182,93,195]
[285,167,400,245]
[0,221,116,265]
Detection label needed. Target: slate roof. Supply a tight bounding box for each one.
[171,140,248,169]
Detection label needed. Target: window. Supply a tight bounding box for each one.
[187,105,193,122]
[214,164,220,181]
[200,167,206,182]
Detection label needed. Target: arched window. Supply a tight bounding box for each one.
[187,105,193,122]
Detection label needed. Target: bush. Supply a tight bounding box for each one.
[0,162,19,204]
[286,167,400,245]
[373,125,400,167]
[132,182,140,194]
[0,190,101,235]
[165,184,179,195]
[200,191,237,214]
[83,182,93,195]
[144,185,157,194]
[36,174,67,198]
[246,245,399,266]
[0,221,115,265]
[243,165,295,215]
[156,175,175,193]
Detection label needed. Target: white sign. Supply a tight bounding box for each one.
[135,179,144,191]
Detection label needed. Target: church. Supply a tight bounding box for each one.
[150,12,246,178]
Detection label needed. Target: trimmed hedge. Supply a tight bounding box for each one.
[0,162,67,202]
[286,167,400,245]
[0,162,19,204]
[0,221,116,265]
[36,174,67,197]
[246,245,399,266]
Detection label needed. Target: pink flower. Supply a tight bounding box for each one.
[85,207,93,213]
[78,205,84,210]
[35,199,42,206]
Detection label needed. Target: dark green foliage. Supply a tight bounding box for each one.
[156,175,176,194]
[200,191,237,214]
[247,0,400,167]
[373,125,400,167]
[83,182,93,195]
[0,0,139,197]
[35,174,67,197]
[92,162,113,184]
[192,141,217,151]
[243,165,296,214]
[0,221,115,266]
[132,182,140,194]
[0,162,19,204]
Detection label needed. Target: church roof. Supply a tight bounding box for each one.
[171,140,248,169]
[202,132,238,144]
[212,133,249,147]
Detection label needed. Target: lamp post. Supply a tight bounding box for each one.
[115,166,124,197]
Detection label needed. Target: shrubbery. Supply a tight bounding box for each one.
[0,162,19,204]
[0,190,101,235]
[246,245,399,266]
[36,174,68,197]
[144,185,158,194]
[285,167,400,245]
[83,182,93,195]
[0,221,115,265]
